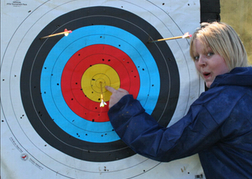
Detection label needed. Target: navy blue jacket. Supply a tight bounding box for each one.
[108,67,252,179]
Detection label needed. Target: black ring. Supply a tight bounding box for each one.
[21,6,179,162]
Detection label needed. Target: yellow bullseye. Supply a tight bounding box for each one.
[81,64,120,102]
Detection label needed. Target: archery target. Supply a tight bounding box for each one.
[1,0,205,178]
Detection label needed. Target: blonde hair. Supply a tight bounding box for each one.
[190,22,248,70]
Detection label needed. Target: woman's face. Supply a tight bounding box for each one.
[193,39,230,88]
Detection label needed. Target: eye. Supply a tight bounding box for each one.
[207,52,214,57]
[193,55,199,61]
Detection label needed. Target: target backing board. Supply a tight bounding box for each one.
[1,0,205,178]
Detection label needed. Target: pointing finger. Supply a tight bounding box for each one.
[105,86,117,93]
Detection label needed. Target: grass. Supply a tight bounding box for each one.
[220,0,252,65]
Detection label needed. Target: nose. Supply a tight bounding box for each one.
[197,55,206,67]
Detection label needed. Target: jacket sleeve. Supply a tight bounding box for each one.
[108,94,221,162]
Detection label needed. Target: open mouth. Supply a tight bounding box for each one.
[203,72,211,78]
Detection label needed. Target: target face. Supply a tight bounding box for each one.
[1,1,204,178]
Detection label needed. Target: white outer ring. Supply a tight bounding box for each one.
[1,0,204,178]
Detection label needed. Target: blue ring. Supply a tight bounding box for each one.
[41,25,160,143]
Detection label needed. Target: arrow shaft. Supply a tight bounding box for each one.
[40,31,70,39]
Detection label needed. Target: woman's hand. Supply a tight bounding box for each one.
[105,86,129,108]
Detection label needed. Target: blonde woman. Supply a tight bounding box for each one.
[106,22,252,179]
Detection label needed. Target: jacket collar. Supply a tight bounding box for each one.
[210,67,252,88]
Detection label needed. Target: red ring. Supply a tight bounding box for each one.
[61,44,140,122]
